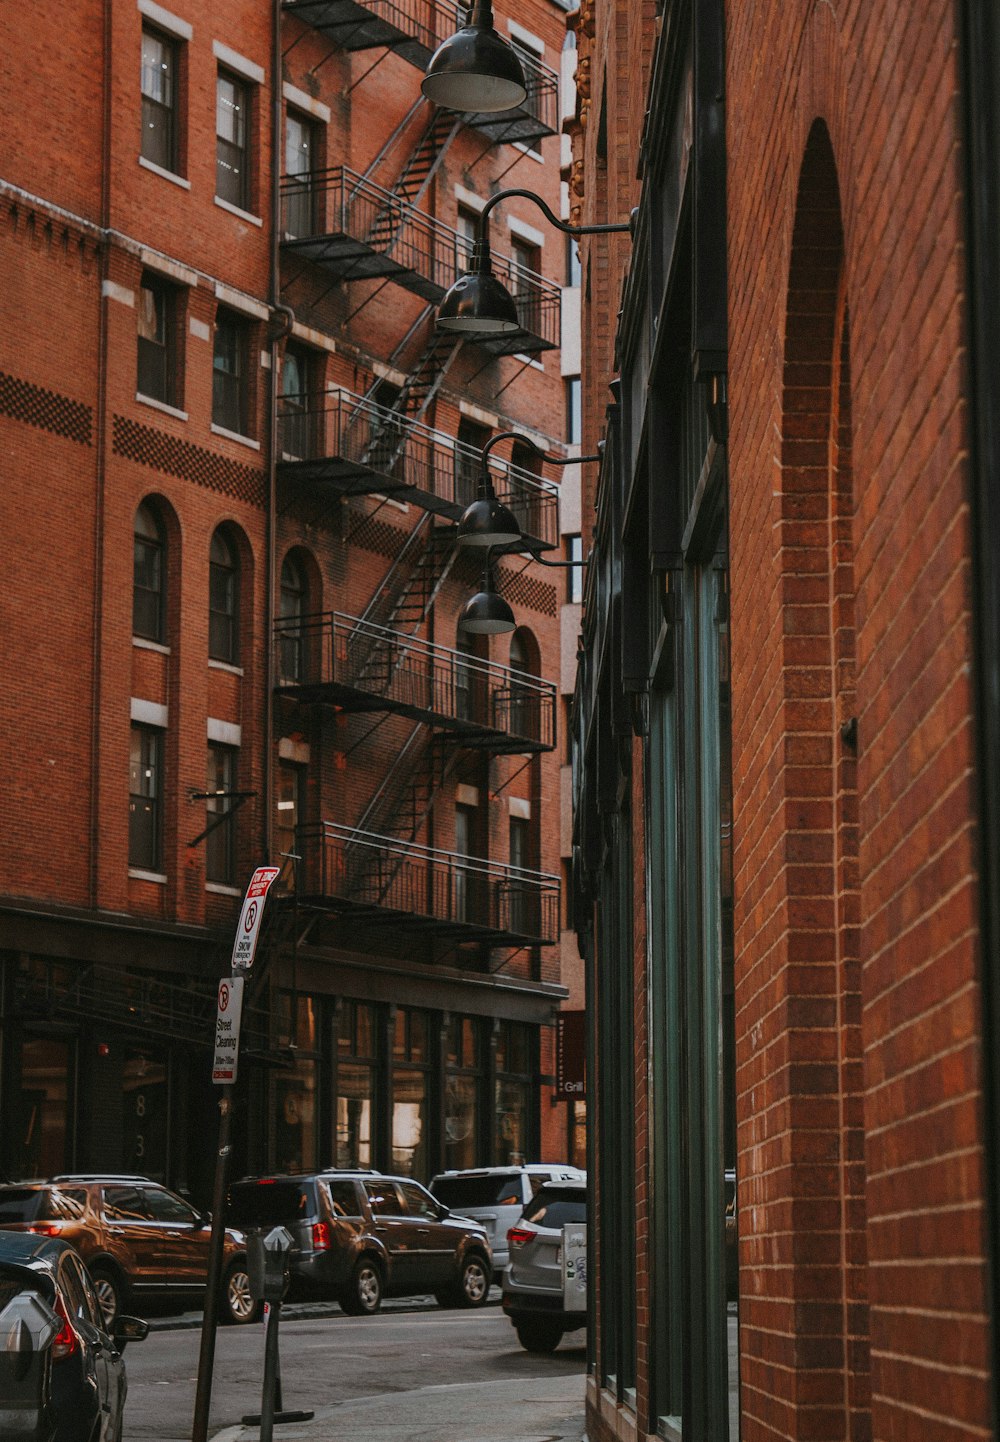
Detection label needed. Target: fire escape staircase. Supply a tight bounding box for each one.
[282,1,559,145]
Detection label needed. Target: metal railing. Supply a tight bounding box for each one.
[272,609,556,748]
[282,0,559,138]
[296,821,560,943]
[280,167,560,348]
[277,386,559,547]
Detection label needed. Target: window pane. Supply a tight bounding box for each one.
[213,311,247,434]
[284,114,314,237]
[216,73,249,210]
[133,504,164,642]
[336,1062,372,1168]
[392,1069,427,1178]
[137,274,173,404]
[129,726,161,871]
[140,29,176,171]
[209,532,238,664]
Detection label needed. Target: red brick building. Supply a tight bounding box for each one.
[0,0,584,1202]
[571,0,999,1439]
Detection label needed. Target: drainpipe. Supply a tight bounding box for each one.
[89,0,114,908]
[266,0,294,864]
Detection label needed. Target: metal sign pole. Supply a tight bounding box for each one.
[191,866,280,1442]
[191,1085,235,1442]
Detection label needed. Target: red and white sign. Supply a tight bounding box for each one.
[231,866,281,971]
[212,975,244,1085]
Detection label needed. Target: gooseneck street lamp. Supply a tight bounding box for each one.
[438,188,635,337]
[457,431,601,552]
[422,0,527,112]
[457,436,598,633]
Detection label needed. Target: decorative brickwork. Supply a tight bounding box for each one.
[112,415,265,507]
[0,370,92,445]
[499,569,557,617]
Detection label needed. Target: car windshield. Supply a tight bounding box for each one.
[0,1189,44,1222]
[228,1180,315,1227]
[521,1186,586,1229]
[431,1175,522,1208]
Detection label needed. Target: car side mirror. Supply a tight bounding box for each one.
[112,1316,150,1350]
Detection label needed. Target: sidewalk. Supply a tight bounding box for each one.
[209,1370,586,1442]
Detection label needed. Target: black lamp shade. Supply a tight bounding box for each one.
[437,268,520,334]
[456,494,523,547]
[422,23,527,112]
[459,586,517,634]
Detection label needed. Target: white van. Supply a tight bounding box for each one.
[429,1165,586,1272]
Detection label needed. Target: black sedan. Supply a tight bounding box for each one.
[0,1231,148,1442]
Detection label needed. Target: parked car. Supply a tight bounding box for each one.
[227,1170,492,1314]
[725,1167,738,1300]
[501,1176,587,1353]
[428,1164,585,1272]
[0,1230,148,1442]
[0,1174,255,1328]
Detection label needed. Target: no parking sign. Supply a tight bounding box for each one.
[231,866,281,971]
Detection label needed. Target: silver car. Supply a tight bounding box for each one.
[501,1177,587,1353]
[429,1165,585,1272]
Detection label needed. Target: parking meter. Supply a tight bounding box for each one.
[0,1289,60,1442]
[247,1226,293,1304]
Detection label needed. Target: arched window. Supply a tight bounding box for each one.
[209,528,239,665]
[279,553,307,681]
[133,501,165,643]
[508,630,538,742]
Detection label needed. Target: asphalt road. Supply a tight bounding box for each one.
[123,1303,586,1442]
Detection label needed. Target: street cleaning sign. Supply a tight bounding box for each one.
[212,976,245,1084]
[231,866,281,971]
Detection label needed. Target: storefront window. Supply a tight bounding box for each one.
[495,1020,532,1164]
[276,994,320,1173]
[445,1015,481,1170]
[392,1009,430,1177]
[336,1064,372,1168]
[16,1037,72,1179]
[336,1002,376,1169]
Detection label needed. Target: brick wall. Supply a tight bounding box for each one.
[0,0,575,1130]
[727,2,993,1438]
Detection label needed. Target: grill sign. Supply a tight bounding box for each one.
[231,866,282,971]
[556,1010,586,1099]
[212,976,244,1085]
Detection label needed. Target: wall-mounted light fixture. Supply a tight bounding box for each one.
[458,431,601,552]
[422,0,527,112]
[457,436,600,633]
[459,553,518,634]
[438,189,635,338]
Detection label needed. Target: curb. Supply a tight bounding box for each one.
[145,1288,503,1332]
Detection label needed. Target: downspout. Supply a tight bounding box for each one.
[267,0,294,865]
[89,0,114,908]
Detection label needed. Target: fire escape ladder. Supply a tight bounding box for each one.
[364,106,463,256]
[346,730,462,904]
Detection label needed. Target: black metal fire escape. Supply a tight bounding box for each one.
[274,0,562,957]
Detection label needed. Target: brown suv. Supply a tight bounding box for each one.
[0,1174,254,1327]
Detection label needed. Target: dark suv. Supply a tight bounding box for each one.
[0,1175,254,1328]
[228,1170,492,1314]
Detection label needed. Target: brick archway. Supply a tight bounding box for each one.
[768,117,870,1442]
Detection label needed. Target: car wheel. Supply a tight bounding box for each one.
[515,1317,563,1354]
[455,1253,490,1308]
[339,1258,383,1316]
[220,1259,259,1325]
[90,1265,126,1329]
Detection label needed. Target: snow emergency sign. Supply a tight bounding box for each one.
[230,866,281,971]
[212,976,244,1085]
